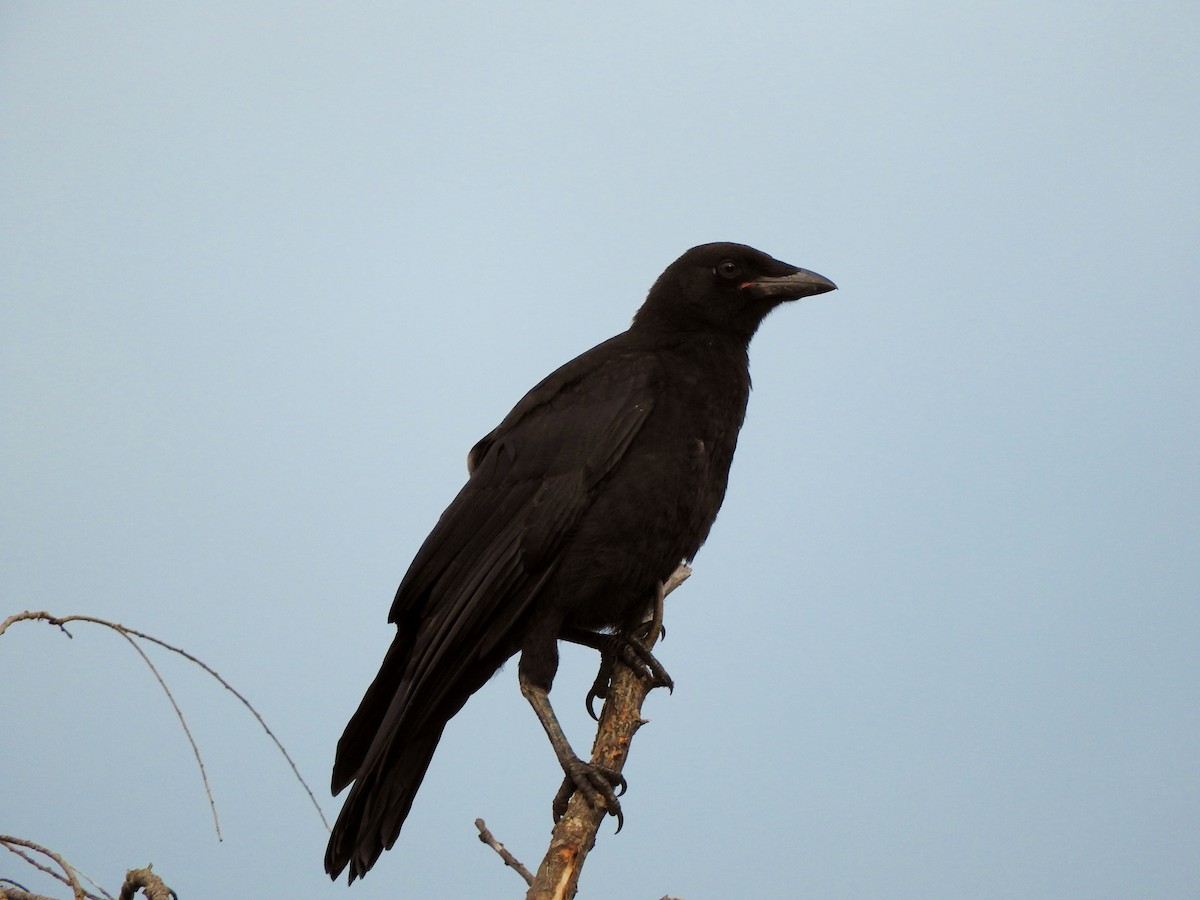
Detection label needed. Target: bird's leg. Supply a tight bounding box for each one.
[518,645,626,827]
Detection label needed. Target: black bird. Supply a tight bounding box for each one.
[326,242,836,881]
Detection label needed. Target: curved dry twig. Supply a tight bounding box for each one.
[1,611,330,833]
[109,627,222,839]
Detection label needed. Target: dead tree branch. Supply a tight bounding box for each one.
[474,819,534,886]
[524,564,691,900]
[0,886,62,900]
[0,836,109,900]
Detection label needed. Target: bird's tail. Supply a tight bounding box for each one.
[324,723,445,882]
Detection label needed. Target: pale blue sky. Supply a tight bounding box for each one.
[3,4,1198,898]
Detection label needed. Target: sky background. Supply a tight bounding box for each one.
[2,3,1198,898]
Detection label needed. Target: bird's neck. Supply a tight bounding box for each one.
[633,325,751,374]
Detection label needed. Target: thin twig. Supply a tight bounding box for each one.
[474,819,534,886]
[110,621,330,831]
[59,858,114,900]
[1,610,330,831]
[109,628,222,839]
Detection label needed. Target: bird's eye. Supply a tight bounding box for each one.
[716,260,741,280]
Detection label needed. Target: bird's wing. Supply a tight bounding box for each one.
[371,340,658,742]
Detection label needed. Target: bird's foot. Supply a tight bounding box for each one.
[552,757,627,830]
[584,636,673,720]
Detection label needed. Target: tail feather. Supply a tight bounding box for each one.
[325,725,444,882]
[331,632,415,794]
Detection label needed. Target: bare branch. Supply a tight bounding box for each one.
[0,836,109,900]
[1,886,62,900]
[474,819,534,887]
[524,564,691,900]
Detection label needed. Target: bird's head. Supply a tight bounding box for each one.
[634,242,837,339]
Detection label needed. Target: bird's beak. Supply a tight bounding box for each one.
[742,268,837,301]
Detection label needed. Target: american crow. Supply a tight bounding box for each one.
[326,242,836,881]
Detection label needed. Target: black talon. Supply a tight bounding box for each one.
[585,683,606,721]
[585,654,615,720]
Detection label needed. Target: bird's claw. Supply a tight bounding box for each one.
[585,688,605,721]
[585,659,613,720]
[553,759,627,831]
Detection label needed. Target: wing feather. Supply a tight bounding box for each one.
[337,341,660,792]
